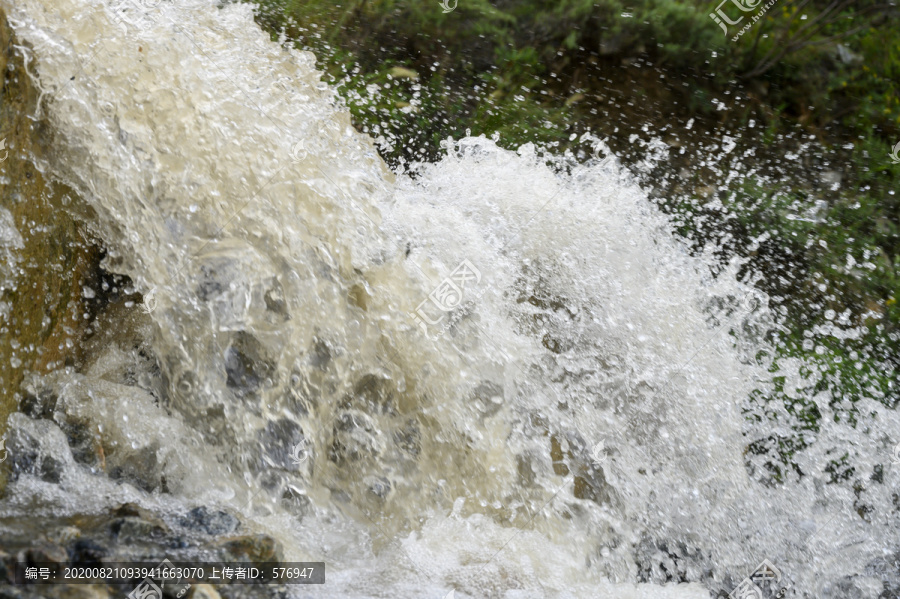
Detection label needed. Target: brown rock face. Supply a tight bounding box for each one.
[0,7,103,491]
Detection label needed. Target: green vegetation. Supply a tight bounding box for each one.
[250,0,899,484]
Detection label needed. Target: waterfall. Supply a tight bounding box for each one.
[1,0,897,597]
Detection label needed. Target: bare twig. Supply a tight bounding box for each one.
[742,1,895,78]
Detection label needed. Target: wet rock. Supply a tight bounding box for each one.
[20,376,102,469]
[79,303,169,406]
[549,430,588,477]
[110,517,167,543]
[45,527,83,547]
[22,542,68,568]
[573,469,614,506]
[218,535,282,565]
[200,403,230,440]
[19,387,59,420]
[53,411,101,470]
[263,278,289,320]
[6,414,73,484]
[280,484,311,518]
[284,380,314,418]
[190,585,222,599]
[635,537,714,586]
[216,585,290,599]
[329,410,384,464]
[67,539,108,565]
[392,418,420,457]
[0,588,103,599]
[224,332,274,394]
[196,257,236,301]
[516,453,537,487]
[348,283,370,311]
[257,418,306,471]
[364,475,393,501]
[340,373,395,415]
[0,503,288,598]
[113,502,159,520]
[0,6,103,494]
[53,586,110,599]
[107,441,163,493]
[178,507,239,536]
[307,337,332,371]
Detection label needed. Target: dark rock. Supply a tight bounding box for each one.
[516,453,537,487]
[392,418,420,457]
[280,485,311,518]
[8,429,41,479]
[0,587,34,599]
[178,507,239,536]
[0,551,12,585]
[573,470,614,506]
[196,258,233,301]
[263,279,289,320]
[307,338,332,371]
[635,536,715,586]
[329,410,382,464]
[340,374,395,415]
[365,476,392,500]
[67,539,107,565]
[256,418,305,471]
[113,503,151,519]
[23,542,68,567]
[40,455,65,483]
[224,332,274,394]
[108,442,162,493]
[59,416,99,469]
[6,415,73,484]
[200,404,229,440]
[217,584,290,599]
[19,387,58,420]
[110,517,167,543]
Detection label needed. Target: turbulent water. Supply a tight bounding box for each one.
[1,0,898,597]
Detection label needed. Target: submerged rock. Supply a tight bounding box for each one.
[224,332,275,395]
[0,505,288,599]
[6,413,74,484]
[217,535,283,565]
[256,418,307,472]
[178,507,240,536]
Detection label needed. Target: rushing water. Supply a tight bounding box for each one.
[1,0,898,597]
